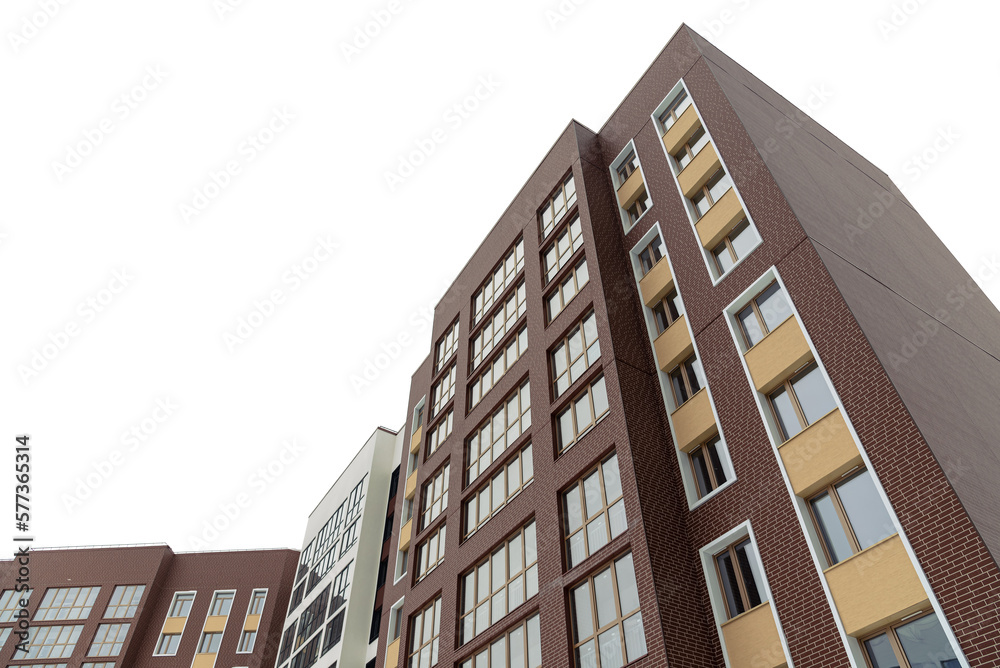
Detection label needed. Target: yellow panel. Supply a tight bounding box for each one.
[162,616,186,634]
[203,615,227,633]
[720,602,787,668]
[410,426,422,454]
[398,518,413,551]
[662,105,702,155]
[826,534,929,637]
[192,653,217,668]
[671,388,718,453]
[678,143,721,198]
[404,470,418,500]
[653,316,693,373]
[778,409,864,498]
[745,317,814,395]
[639,259,674,308]
[243,614,260,632]
[386,637,401,668]
[695,188,744,249]
[616,168,646,209]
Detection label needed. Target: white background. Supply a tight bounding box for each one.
[2,0,997,553]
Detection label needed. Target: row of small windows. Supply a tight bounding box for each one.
[154,589,266,658]
[0,585,146,623]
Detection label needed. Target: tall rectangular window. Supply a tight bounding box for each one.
[249,589,267,615]
[416,523,447,582]
[469,325,527,409]
[551,310,601,398]
[809,468,895,565]
[168,592,195,618]
[714,538,767,619]
[862,612,958,668]
[542,214,584,284]
[473,238,526,325]
[459,521,538,643]
[539,172,577,239]
[420,463,449,530]
[198,631,223,653]
[652,289,684,335]
[637,236,663,276]
[626,192,649,225]
[767,363,837,441]
[736,281,792,348]
[465,380,531,485]
[555,374,609,453]
[430,365,457,417]
[89,623,129,656]
[563,453,626,567]
[672,126,709,170]
[324,610,345,653]
[668,355,703,407]
[209,591,235,616]
[570,552,646,667]
[459,614,541,668]
[408,597,442,668]
[711,219,757,275]
[690,438,727,499]
[435,320,460,373]
[691,169,733,219]
[34,587,100,621]
[22,625,83,659]
[427,410,454,458]
[472,281,527,370]
[104,585,145,618]
[330,562,352,613]
[463,443,533,538]
[238,629,257,653]
[546,258,589,322]
[657,89,692,132]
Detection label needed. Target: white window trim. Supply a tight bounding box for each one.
[699,522,794,668]
[234,588,267,654]
[152,590,196,657]
[651,80,763,285]
[628,223,737,510]
[722,266,971,668]
[387,596,406,643]
[609,139,653,234]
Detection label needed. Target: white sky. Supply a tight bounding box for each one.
[3,0,998,554]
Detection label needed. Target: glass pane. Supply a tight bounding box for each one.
[730,221,757,260]
[708,172,733,203]
[509,534,522,574]
[810,492,854,564]
[838,470,895,551]
[623,612,647,662]
[508,574,524,610]
[713,242,734,273]
[735,540,764,608]
[568,532,586,568]
[575,396,593,432]
[756,283,791,332]
[608,499,627,539]
[716,551,744,618]
[603,455,622,501]
[615,553,640,614]
[571,584,594,641]
[583,472,604,519]
[593,567,617,628]
[692,449,713,497]
[586,516,608,554]
[527,616,541,668]
[525,522,537,563]
[565,488,584,533]
[863,632,900,668]
[685,358,702,395]
[598,626,624,668]
[575,639,597,668]
[791,366,837,426]
[670,369,690,405]
[738,305,764,347]
[896,613,957,667]
[769,386,801,440]
[558,409,575,448]
[592,377,608,417]
[668,291,684,319]
[491,637,505,667]
[707,442,727,487]
[509,626,525,668]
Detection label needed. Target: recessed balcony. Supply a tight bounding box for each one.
[398,517,412,551]
[410,426,422,454]
[678,143,721,198]
[404,470,417,500]
[778,409,863,497]
[695,188,745,249]
[671,388,717,453]
[653,316,693,373]
[720,602,788,668]
[617,169,646,209]
[662,105,701,156]
[745,317,813,394]
[639,259,674,308]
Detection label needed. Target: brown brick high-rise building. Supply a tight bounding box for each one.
[0,544,297,668]
[373,24,1000,668]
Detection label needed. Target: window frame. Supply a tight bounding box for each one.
[104,584,145,619]
[616,150,638,184]
[542,214,584,285]
[545,257,589,323]
[690,168,733,219]
[471,280,527,371]
[469,325,527,410]
[89,622,130,657]
[472,238,526,326]
[710,219,752,275]
[463,443,534,539]
[555,374,609,454]
[668,355,702,407]
[198,631,223,654]
[651,289,683,335]
[626,192,650,225]
[671,126,707,169]
[736,280,791,348]
[208,590,235,617]
[34,586,101,621]
[407,597,442,668]
[569,551,646,668]
[689,438,727,499]
[562,452,627,568]
[657,89,690,132]
[550,310,601,399]
[434,319,460,374]
[538,171,578,240]
[766,362,834,442]
[859,611,959,668]
[806,468,896,566]
[415,523,447,583]
[465,379,531,486]
[637,237,664,276]
[430,364,457,417]
[712,538,765,620]
[419,462,450,530]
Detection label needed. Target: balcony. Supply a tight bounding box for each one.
[398,518,413,551]
[404,470,417,500]
[410,426,422,454]
[162,617,185,634]
[678,143,721,198]
[203,615,227,633]
[745,317,813,394]
[671,388,717,453]
[778,409,863,497]
[825,534,929,637]
[695,188,745,249]
[662,105,701,156]
[720,602,787,668]
[386,637,401,668]
[639,258,674,308]
[617,169,646,209]
[653,316,693,373]
[243,614,260,632]
[193,655,217,668]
